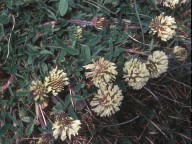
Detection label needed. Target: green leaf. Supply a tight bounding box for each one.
[62,95,71,110]
[7,113,22,127]
[75,83,85,92]
[115,80,126,92]
[27,44,39,54]
[4,0,12,9]
[0,124,10,136]
[134,0,145,42]
[19,108,27,117]
[116,55,125,66]
[57,49,66,64]
[9,66,17,74]
[16,91,29,97]
[88,35,102,46]
[176,18,191,26]
[73,95,85,100]
[22,116,32,123]
[59,0,68,16]
[46,8,57,21]
[39,49,52,55]
[40,62,48,76]
[51,102,63,115]
[115,33,128,45]
[104,52,111,61]
[92,46,105,57]
[68,0,76,8]
[0,100,8,107]
[82,45,91,63]
[149,38,154,51]
[0,15,10,24]
[109,39,113,60]
[66,47,79,55]
[47,122,53,131]
[68,107,77,119]
[9,124,21,133]
[56,38,66,48]
[113,48,124,57]
[25,123,34,135]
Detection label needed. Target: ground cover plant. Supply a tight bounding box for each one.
[0,0,191,143]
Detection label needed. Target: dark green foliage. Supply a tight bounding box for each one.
[0,0,191,143]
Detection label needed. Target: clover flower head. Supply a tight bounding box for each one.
[146,51,169,78]
[92,16,108,30]
[83,57,117,87]
[149,14,177,41]
[74,26,83,39]
[163,0,179,9]
[37,134,54,144]
[30,80,47,102]
[44,67,69,96]
[173,46,188,61]
[52,114,81,141]
[90,83,123,117]
[123,58,150,90]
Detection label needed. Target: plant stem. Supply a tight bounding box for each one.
[68,20,93,25]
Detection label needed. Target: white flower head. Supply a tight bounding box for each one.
[149,14,177,41]
[146,51,169,78]
[30,80,47,101]
[123,58,150,90]
[83,57,118,87]
[44,67,69,96]
[52,114,81,141]
[172,46,188,61]
[90,83,123,117]
[163,0,180,9]
[74,26,83,39]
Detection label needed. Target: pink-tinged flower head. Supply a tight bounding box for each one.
[149,14,177,41]
[52,114,81,141]
[83,57,117,87]
[123,58,150,90]
[92,16,108,30]
[172,46,188,61]
[146,51,169,78]
[90,83,124,117]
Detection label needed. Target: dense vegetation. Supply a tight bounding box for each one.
[0,0,191,143]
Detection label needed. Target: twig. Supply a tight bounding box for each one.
[101,115,139,128]
[41,21,58,27]
[6,15,15,59]
[38,104,47,127]
[69,85,75,108]
[126,34,151,46]
[145,136,154,144]
[35,103,46,130]
[68,20,92,26]
[84,101,106,125]
[150,120,167,138]
[144,86,159,101]
[155,91,191,109]
[0,75,14,92]
[83,120,94,144]
[137,121,149,140]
